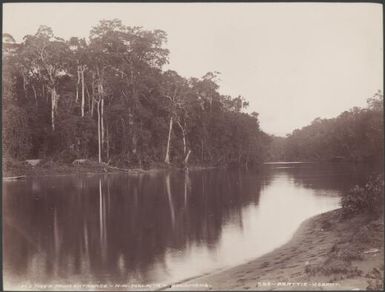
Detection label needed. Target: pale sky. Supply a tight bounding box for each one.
[3,3,383,136]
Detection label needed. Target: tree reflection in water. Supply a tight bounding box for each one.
[3,164,365,288]
[3,169,265,286]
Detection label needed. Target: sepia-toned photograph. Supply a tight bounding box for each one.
[2,2,384,291]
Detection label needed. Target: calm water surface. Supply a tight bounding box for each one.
[3,163,378,290]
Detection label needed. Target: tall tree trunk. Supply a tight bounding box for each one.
[183,150,192,167]
[182,135,186,155]
[106,124,110,162]
[176,121,187,155]
[76,65,80,102]
[91,96,95,117]
[81,66,85,117]
[22,74,27,96]
[32,85,37,106]
[129,64,138,156]
[76,84,79,102]
[164,116,173,164]
[97,100,102,163]
[91,73,95,117]
[96,69,104,160]
[51,87,58,131]
[86,83,91,116]
[101,98,104,146]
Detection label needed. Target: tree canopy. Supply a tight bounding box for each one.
[265,91,384,163]
[2,20,266,168]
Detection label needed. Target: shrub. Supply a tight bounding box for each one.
[55,149,79,163]
[341,174,384,217]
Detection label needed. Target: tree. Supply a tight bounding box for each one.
[3,19,268,169]
[161,70,190,164]
[270,91,384,162]
[20,26,71,131]
[68,37,89,117]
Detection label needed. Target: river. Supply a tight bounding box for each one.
[2,162,379,290]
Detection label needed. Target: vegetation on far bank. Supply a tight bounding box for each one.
[264,92,383,163]
[2,20,383,173]
[2,21,268,172]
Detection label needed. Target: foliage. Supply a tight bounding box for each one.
[266,91,383,163]
[2,21,264,168]
[2,104,32,159]
[341,174,384,217]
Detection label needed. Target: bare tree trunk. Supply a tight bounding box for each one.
[51,87,58,131]
[164,116,173,164]
[101,98,104,146]
[32,85,37,106]
[91,73,95,117]
[176,121,187,155]
[183,150,192,167]
[106,124,110,161]
[22,74,27,96]
[76,65,80,102]
[96,69,104,160]
[182,135,186,155]
[85,83,91,116]
[81,66,85,117]
[97,100,102,163]
[91,96,95,117]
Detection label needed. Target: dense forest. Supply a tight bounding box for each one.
[265,91,384,163]
[2,19,268,169]
[2,19,383,171]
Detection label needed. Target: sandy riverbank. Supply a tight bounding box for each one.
[164,209,384,291]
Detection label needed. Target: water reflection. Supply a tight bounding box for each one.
[3,163,373,290]
[165,173,176,229]
[264,162,382,193]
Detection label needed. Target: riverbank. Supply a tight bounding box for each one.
[2,158,219,178]
[165,209,384,291]
[2,159,146,178]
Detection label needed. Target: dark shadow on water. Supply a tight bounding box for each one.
[3,168,265,285]
[3,163,377,286]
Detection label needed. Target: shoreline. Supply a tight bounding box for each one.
[3,159,377,179]
[164,209,384,291]
[2,159,220,179]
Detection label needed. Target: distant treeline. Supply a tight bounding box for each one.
[2,19,267,168]
[265,91,383,162]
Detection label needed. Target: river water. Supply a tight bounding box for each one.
[2,162,378,290]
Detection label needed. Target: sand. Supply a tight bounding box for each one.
[163,209,384,291]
